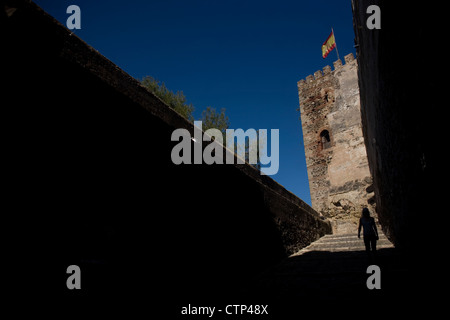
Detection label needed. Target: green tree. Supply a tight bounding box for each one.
[201,106,230,148]
[141,76,194,121]
[201,106,230,134]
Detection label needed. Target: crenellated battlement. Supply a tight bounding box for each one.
[297,53,355,89]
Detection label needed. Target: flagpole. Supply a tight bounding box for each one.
[332,28,340,61]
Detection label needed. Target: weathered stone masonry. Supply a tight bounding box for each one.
[298,53,374,233]
[351,0,442,252]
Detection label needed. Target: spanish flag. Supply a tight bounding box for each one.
[322,30,336,59]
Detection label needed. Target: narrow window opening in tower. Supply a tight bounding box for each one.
[320,130,331,150]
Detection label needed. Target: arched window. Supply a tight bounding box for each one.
[320,130,331,150]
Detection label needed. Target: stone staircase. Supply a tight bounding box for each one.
[242,231,406,312]
[293,232,394,255]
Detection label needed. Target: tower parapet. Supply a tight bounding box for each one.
[298,53,355,90]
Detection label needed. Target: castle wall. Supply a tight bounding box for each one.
[351,0,440,252]
[298,54,374,233]
[2,0,331,303]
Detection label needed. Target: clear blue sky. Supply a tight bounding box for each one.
[35,0,356,205]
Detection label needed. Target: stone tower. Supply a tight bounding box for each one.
[297,53,374,234]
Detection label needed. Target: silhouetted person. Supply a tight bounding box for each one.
[358,208,378,261]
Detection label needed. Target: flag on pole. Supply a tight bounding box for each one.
[322,30,336,59]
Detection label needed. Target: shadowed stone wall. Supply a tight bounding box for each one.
[351,0,441,251]
[2,0,330,304]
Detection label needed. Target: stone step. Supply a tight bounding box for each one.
[293,233,394,256]
[312,237,390,247]
[312,243,388,252]
[318,233,389,241]
[314,238,391,246]
[300,244,393,253]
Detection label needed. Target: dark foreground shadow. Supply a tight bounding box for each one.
[46,245,432,318]
[239,247,431,317]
